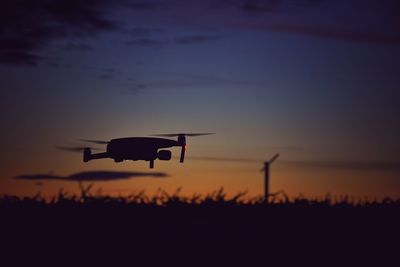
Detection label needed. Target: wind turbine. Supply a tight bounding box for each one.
[170,154,281,202]
[261,153,280,204]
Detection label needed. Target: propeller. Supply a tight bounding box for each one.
[78,139,109,144]
[151,133,214,137]
[57,146,100,153]
[151,133,214,163]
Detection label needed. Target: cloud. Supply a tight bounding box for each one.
[2,0,398,67]
[0,51,44,66]
[63,43,94,51]
[122,26,167,48]
[239,0,326,13]
[126,1,160,10]
[267,145,303,151]
[259,23,400,45]
[127,83,147,94]
[123,27,164,37]
[124,38,167,47]
[195,0,400,45]
[240,0,283,13]
[230,0,400,44]
[124,34,221,47]
[138,74,255,89]
[96,67,123,80]
[0,0,121,66]
[15,170,168,182]
[185,156,400,172]
[185,156,260,163]
[175,35,221,45]
[98,73,114,80]
[283,160,400,172]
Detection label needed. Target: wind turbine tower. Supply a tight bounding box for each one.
[262,153,280,204]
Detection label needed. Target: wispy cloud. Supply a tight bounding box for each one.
[2,0,398,67]
[282,160,400,172]
[240,0,283,13]
[185,156,261,163]
[97,67,123,80]
[153,0,400,45]
[221,0,400,44]
[255,23,400,45]
[185,156,400,172]
[137,74,254,89]
[63,43,94,51]
[124,38,167,47]
[123,27,164,37]
[0,0,123,66]
[124,34,221,47]
[267,145,303,151]
[175,35,221,45]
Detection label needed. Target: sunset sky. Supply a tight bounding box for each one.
[1,0,400,199]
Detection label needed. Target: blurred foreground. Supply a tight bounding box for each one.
[1,186,399,265]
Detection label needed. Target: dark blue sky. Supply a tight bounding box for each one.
[1,0,400,198]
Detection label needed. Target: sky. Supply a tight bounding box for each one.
[1,0,400,199]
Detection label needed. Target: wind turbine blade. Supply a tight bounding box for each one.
[269,153,280,164]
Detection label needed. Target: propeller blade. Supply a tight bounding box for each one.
[78,139,109,144]
[151,134,180,137]
[57,146,100,153]
[151,133,215,137]
[184,133,215,137]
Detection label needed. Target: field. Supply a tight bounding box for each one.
[1,186,399,265]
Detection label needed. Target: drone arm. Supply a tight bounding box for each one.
[89,152,108,160]
[83,148,108,162]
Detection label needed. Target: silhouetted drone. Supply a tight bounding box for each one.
[80,133,214,168]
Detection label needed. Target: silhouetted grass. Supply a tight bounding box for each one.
[1,184,399,208]
[1,185,399,265]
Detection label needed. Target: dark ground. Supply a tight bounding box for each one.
[1,189,399,265]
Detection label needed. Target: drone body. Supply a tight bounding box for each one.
[82,133,212,168]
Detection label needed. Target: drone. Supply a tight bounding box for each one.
[80,133,214,168]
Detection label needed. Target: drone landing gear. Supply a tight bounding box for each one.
[149,160,154,169]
